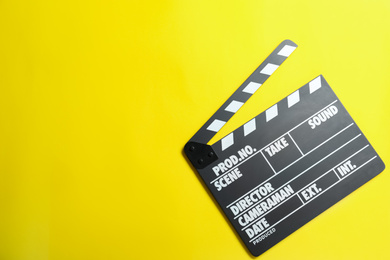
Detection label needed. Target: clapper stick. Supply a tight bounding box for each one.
[184,40,385,256]
[186,40,298,169]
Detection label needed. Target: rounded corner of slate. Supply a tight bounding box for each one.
[281,39,298,47]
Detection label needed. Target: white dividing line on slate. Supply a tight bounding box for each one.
[288,132,304,156]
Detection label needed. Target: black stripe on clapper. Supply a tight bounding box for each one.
[185,40,298,169]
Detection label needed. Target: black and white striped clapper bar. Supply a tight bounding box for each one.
[184,40,385,256]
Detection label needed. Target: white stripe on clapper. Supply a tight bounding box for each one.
[265,104,278,122]
[225,100,244,113]
[243,118,256,136]
[242,82,262,94]
[260,64,279,75]
[309,76,322,93]
[277,45,297,57]
[206,119,226,132]
[221,133,234,151]
[287,90,300,108]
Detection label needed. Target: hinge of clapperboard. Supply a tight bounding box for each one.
[185,40,298,169]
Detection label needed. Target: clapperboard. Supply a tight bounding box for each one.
[184,40,385,256]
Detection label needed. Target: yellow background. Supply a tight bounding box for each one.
[0,0,389,259]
